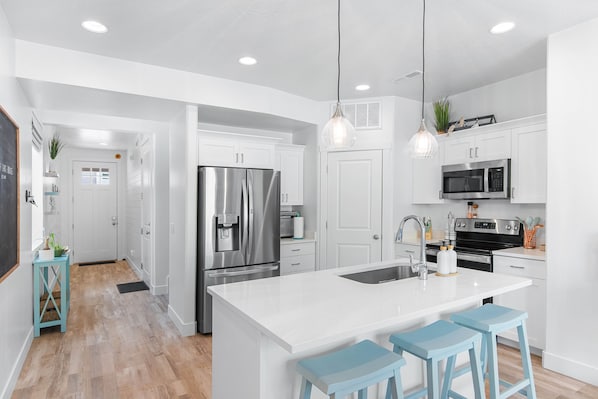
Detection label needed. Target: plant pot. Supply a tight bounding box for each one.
[48,159,56,173]
[39,249,54,261]
[54,248,65,257]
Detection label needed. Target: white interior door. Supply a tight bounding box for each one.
[73,161,118,263]
[141,145,153,285]
[326,150,382,268]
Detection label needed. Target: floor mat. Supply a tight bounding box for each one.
[116,281,149,294]
[79,260,116,266]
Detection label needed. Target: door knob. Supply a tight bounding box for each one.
[373,234,380,240]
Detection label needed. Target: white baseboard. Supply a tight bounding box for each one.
[543,350,598,386]
[151,283,168,296]
[168,304,196,336]
[125,256,143,279]
[1,327,33,399]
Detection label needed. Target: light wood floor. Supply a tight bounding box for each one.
[13,260,598,398]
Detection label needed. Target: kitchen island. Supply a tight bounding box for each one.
[208,260,531,399]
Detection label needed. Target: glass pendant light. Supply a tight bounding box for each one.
[409,0,438,158]
[321,0,357,148]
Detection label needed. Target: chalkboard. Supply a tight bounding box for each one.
[0,105,19,283]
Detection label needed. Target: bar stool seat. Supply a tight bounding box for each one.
[386,320,485,399]
[296,339,406,399]
[451,304,537,399]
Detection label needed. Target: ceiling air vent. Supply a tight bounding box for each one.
[332,101,382,130]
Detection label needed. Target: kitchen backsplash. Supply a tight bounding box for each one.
[409,200,546,245]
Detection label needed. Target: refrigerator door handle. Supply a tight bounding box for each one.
[241,178,249,257]
[207,264,279,278]
[247,175,255,262]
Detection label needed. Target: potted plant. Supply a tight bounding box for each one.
[48,133,65,173]
[433,97,451,134]
[48,233,66,257]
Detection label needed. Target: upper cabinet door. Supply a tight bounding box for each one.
[443,135,475,165]
[277,145,304,205]
[443,129,511,165]
[511,124,547,203]
[238,142,275,169]
[475,130,511,162]
[412,140,444,204]
[198,138,238,167]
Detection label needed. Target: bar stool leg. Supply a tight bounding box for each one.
[469,344,485,399]
[358,388,368,399]
[486,332,500,399]
[426,358,440,399]
[390,368,404,399]
[441,355,457,398]
[299,378,312,399]
[517,321,537,399]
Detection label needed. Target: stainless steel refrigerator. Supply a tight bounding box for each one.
[196,166,280,334]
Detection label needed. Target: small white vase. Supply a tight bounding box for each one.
[47,159,56,173]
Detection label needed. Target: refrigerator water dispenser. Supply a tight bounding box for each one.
[215,214,239,252]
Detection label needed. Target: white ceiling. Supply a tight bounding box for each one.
[5,0,598,149]
[4,0,598,103]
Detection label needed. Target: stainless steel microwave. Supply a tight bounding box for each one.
[441,159,510,200]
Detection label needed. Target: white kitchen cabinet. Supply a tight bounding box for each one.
[412,140,444,204]
[493,255,546,350]
[198,136,275,169]
[276,145,304,206]
[443,129,511,165]
[510,124,547,204]
[280,240,315,276]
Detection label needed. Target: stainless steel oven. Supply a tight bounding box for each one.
[426,218,523,303]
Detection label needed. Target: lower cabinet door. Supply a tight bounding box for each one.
[280,254,315,276]
[494,277,546,350]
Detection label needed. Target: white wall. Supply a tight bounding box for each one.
[544,18,598,385]
[448,69,546,124]
[126,142,142,274]
[168,105,198,336]
[0,5,34,398]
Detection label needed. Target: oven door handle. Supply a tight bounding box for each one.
[457,252,492,264]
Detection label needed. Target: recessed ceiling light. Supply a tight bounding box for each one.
[99,142,108,146]
[355,84,370,91]
[81,20,108,34]
[238,56,257,66]
[490,21,515,34]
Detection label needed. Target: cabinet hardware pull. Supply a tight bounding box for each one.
[241,153,244,163]
[509,265,525,269]
[291,249,301,252]
[469,148,473,158]
[236,153,239,163]
[405,250,415,254]
[439,190,442,199]
[291,263,301,266]
[475,147,479,157]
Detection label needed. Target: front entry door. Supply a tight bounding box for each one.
[141,145,153,285]
[73,161,118,263]
[326,150,383,268]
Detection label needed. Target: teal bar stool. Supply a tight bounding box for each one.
[296,339,406,399]
[385,320,485,399]
[451,304,537,399]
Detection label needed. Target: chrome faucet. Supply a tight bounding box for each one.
[396,215,428,280]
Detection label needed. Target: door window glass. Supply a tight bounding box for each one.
[81,167,110,185]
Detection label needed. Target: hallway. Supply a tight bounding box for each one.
[13,261,211,398]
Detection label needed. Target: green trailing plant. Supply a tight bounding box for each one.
[48,233,65,257]
[433,98,451,133]
[48,134,65,160]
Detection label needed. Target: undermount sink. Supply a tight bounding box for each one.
[340,264,418,284]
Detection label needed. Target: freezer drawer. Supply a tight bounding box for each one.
[198,263,279,334]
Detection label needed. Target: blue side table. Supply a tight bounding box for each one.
[32,254,70,337]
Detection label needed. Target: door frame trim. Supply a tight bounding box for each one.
[318,148,394,269]
[63,149,127,264]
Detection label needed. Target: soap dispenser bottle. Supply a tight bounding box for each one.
[437,246,450,275]
[447,245,457,274]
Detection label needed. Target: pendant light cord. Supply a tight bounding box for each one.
[421,0,426,119]
[337,0,341,104]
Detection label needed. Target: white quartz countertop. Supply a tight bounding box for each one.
[208,260,531,354]
[493,247,546,261]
